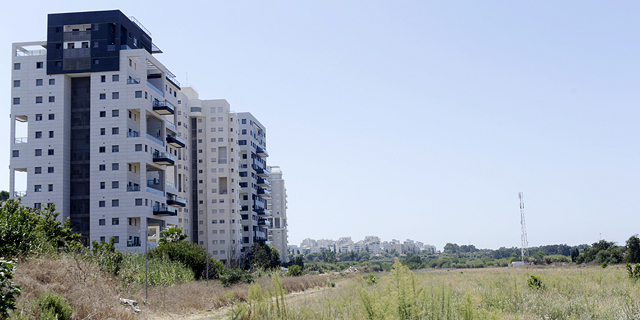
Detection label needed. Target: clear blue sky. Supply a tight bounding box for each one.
[2,1,639,250]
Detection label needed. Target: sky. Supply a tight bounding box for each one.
[1,1,639,251]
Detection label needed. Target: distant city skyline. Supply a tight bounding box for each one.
[2,1,639,251]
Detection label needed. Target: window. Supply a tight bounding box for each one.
[112,127,119,135]
[101,75,106,82]
[55,61,62,67]
[49,79,55,85]
[112,163,119,170]
[242,129,246,134]
[100,111,106,117]
[112,200,119,207]
[47,167,54,173]
[34,203,42,210]
[99,219,105,226]
[12,150,18,157]
[48,149,54,155]
[35,149,42,156]
[12,98,20,105]
[100,182,105,189]
[36,114,42,121]
[242,119,246,124]
[100,236,105,242]
[100,128,105,135]
[36,62,43,69]
[13,63,20,70]
[112,92,119,100]
[49,131,54,138]
[93,59,99,65]
[99,147,105,153]
[135,144,142,151]
[238,140,247,145]
[34,185,42,192]
[36,79,43,86]
[100,93,106,100]
[112,110,119,117]
[112,145,119,153]
[35,96,42,103]
[135,199,143,206]
[112,75,119,82]
[112,181,119,189]
[99,165,106,171]
[212,220,217,224]
[13,80,20,87]
[48,184,53,192]
[112,218,119,225]
[35,167,42,174]
[48,114,55,120]
[113,236,119,244]
[135,91,142,98]
[35,132,42,139]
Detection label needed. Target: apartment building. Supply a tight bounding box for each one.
[184,91,243,265]
[10,10,281,262]
[237,113,270,253]
[267,165,288,262]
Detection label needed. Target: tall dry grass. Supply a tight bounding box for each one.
[11,255,328,319]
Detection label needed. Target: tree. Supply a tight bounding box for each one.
[248,243,280,270]
[626,235,640,263]
[158,226,188,244]
[36,204,80,250]
[0,191,9,202]
[571,248,580,262]
[293,255,304,269]
[443,243,459,254]
[321,249,337,263]
[150,241,224,279]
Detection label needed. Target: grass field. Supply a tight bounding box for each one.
[229,261,640,320]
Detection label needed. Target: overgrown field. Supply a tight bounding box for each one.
[230,261,640,320]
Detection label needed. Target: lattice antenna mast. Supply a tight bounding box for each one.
[519,192,528,262]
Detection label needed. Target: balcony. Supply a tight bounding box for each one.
[254,207,271,217]
[63,30,91,41]
[258,219,271,227]
[165,120,177,132]
[127,185,141,192]
[147,81,164,97]
[256,147,269,158]
[153,204,177,216]
[153,151,175,165]
[255,167,269,178]
[127,131,140,138]
[241,205,249,212]
[256,178,270,187]
[166,135,185,148]
[167,195,186,207]
[166,181,176,190]
[146,186,164,197]
[257,187,270,198]
[153,100,175,115]
[14,137,27,144]
[13,191,26,198]
[146,133,164,146]
[127,78,141,84]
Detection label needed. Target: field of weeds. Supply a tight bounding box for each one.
[10,255,328,319]
[229,261,640,320]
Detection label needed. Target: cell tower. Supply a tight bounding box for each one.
[519,192,528,262]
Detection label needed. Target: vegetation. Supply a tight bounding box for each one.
[248,243,281,270]
[149,239,225,280]
[0,259,20,320]
[36,291,73,320]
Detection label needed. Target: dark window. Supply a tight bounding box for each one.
[35,167,42,174]
[47,167,54,173]
[55,61,62,67]
[12,150,18,157]
[48,114,55,120]
[35,96,42,103]
[13,63,20,70]
[112,181,119,189]
[112,145,119,153]
[112,127,119,135]
[112,92,119,99]
[112,163,119,170]
[49,131,54,138]
[35,149,42,156]
[13,80,20,87]
[100,111,106,117]
[113,236,119,243]
[49,79,55,85]
[112,200,119,207]
[112,75,119,82]
[100,236,105,242]
[93,59,99,65]
[100,128,105,135]
[36,62,43,69]
[135,144,142,151]
[48,184,53,192]
[49,96,55,103]
[12,98,19,105]
[48,149,54,155]
[35,131,42,139]
[99,164,106,171]
[99,93,106,100]
[135,91,142,98]
[34,185,42,192]
[135,199,143,206]
[36,79,43,86]
[101,75,106,82]
[99,147,105,153]
[99,219,105,225]
[35,114,42,121]
[100,182,105,189]
[112,110,119,117]
[99,201,105,207]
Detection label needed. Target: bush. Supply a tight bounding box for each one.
[527,275,545,290]
[36,291,73,320]
[220,268,254,287]
[0,259,20,320]
[627,263,640,281]
[119,253,194,286]
[287,265,304,277]
[149,240,224,280]
[91,237,123,275]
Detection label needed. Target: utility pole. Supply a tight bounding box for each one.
[519,192,528,262]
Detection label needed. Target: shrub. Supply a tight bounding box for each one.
[0,259,20,320]
[287,265,304,277]
[527,275,545,290]
[119,253,194,286]
[91,237,123,275]
[626,263,640,281]
[36,291,73,320]
[149,240,224,280]
[363,273,377,284]
[220,268,254,287]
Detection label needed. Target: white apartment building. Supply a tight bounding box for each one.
[237,113,270,253]
[183,92,243,265]
[10,11,190,251]
[267,165,288,262]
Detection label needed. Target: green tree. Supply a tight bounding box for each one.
[248,243,281,270]
[150,240,224,279]
[571,248,580,262]
[626,235,640,264]
[0,191,9,202]
[292,255,304,269]
[158,226,188,244]
[36,204,80,250]
[401,252,423,269]
[0,259,20,320]
[443,243,459,254]
[321,249,337,263]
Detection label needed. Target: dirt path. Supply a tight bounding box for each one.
[150,286,330,320]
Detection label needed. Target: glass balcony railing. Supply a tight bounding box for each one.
[152,100,175,115]
[127,78,141,84]
[146,81,164,97]
[14,137,27,144]
[127,131,140,138]
[127,185,141,192]
[165,120,177,131]
[146,133,164,146]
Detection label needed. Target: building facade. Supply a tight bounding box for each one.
[267,166,288,262]
[10,10,283,263]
